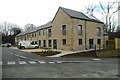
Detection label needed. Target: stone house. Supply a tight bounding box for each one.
[16,7,104,51]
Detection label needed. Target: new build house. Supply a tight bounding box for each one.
[16,7,104,51]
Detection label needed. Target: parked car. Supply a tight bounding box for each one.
[18,41,38,49]
[1,43,11,47]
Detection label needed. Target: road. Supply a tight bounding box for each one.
[1,47,119,79]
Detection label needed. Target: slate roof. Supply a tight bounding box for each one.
[16,21,52,36]
[60,7,103,23]
[37,21,52,30]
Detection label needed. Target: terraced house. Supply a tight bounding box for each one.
[16,7,104,51]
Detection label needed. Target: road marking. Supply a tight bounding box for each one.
[92,58,101,61]
[38,61,46,64]
[29,61,37,64]
[10,51,42,62]
[7,61,16,65]
[49,62,55,64]
[61,61,88,63]
[19,61,26,64]
[82,74,88,77]
[0,61,2,65]
[56,61,62,63]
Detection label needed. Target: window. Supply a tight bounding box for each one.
[62,25,66,35]
[34,33,36,37]
[39,30,41,35]
[62,39,66,45]
[43,30,45,35]
[39,40,41,46]
[96,27,101,36]
[78,39,82,45]
[43,40,46,47]
[78,25,82,35]
[97,39,101,45]
[48,40,52,47]
[32,33,34,37]
[48,29,51,37]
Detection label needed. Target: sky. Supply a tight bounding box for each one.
[0,0,119,29]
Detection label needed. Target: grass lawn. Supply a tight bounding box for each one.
[61,51,97,58]
[61,49,119,58]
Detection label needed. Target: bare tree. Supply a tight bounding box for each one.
[24,23,36,31]
[0,22,21,35]
[99,1,118,32]
[10,27,22,35]
[116,25,120,32]
[85,4,97,15]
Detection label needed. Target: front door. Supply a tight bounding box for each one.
[89,39,94,49]
[53,39,57,49]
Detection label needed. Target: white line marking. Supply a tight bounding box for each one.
[82,74,88,77]
[56,61,62,63]
[38,61,46,64]
[19,61,26,64]
[7,61,16,65]
[49,62,55,64]
[92,58,101,61]
[0,61,2,65]
[29,61,37,64]
[61,61,88,63]
[10,51,41,62]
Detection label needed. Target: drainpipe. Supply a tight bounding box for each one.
[71,19,74,51]
[85,20,87,50]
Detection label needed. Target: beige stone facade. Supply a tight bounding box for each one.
[16,7,104,51]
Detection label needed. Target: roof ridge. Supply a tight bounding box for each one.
[59,6,103,23]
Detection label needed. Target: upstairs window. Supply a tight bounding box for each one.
[78,25,82,35]
[32,33,34,37]
[39,30,41,35]
[48,29,51,37]
[62,25,66,35]
[96,27,101,36]
[43,30,45,35]
[34,33,36,37]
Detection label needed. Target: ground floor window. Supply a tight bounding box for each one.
[43,40,46,47]
[48,40,52,47]
[89,39,94,49]
[97,39,101,45]
[39,40,41,46]
[78,39,82,45]
[62,39,66,45]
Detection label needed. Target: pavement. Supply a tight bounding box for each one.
[10,47,44,52]
[10,47,95,57]
[1,47,119,78]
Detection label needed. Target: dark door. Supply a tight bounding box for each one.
[53,39,57,49]
[89,39,94,49]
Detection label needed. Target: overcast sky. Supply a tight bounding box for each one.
[0,0,119,29]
